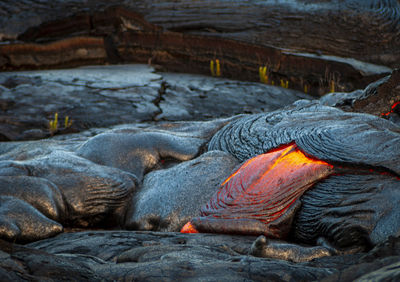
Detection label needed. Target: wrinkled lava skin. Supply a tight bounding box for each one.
[184,102,400,250]
[183,143,334,238]
[1,101,400,253]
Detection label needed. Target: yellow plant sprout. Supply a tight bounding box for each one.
[210,59,221,77]
[330,79,335,93]
[280,79,289,89]
[259,66,268,83]
[64,116,72,128]
[49,112,58,134]
[215,59,221,76]
[49,113,72,135]
[304,85,308,94]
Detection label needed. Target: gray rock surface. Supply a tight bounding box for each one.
[0,66,399,280]
[158,72,310,120]
[0,196,63,243]
[0,117,238,243]
[1,0,399,69]
[0,231,399,281]
[126,150,240,232]
[0,65,162,140]
[0,64,312,141]
[208,101,400,173]
[321,68,400,124]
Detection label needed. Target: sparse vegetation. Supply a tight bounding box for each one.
[210,59,221,77]
[49,112,58,135]
[64,116,72,128]
[280,79,289,89]
[329,79,335,93]
[49,112,72,135]
[259,66,268,84]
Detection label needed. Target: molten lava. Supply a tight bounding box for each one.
[181,143,334,238]
[181,221,199,233]
[381,101,400,117]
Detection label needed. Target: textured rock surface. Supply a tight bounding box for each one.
[0,1,394,96]
[0,72,399,279]
[0,64,161,140]
[126,150,240,232]
[0,117,239,243]
[208,102,400,173]
[0,1,399,277]
[0,64,312,141]
[0,231,399,281]
[202,101,400,251]
[1,0,399,69]
[321,68,400,123]
[158,72,310,120]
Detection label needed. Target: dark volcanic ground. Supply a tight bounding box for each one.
[1,0,400,281]
[0,64,399,282]
[0,64,311,141]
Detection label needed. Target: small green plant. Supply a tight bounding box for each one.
[210,59,221,77]
[49,112,72,135]
[259,66,268,83]
[64,116,72,128]
[329,79,335,93]
[304,84,309,94]
[324,69,341,93]
[49,112,58,135]
[280,79,289,89]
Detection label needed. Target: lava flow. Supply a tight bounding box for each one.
[181,143,334,237]
[381,101,400,117]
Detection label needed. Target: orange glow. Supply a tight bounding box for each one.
[191,143,334,238]
[180,221,199,233]
[381,101,400,117]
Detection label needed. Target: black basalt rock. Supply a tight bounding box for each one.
[0,148,138,242]
[208,101,400,174]
[206,101,400,252]
[294,174,400,249]
[125,150,239,232]
[0,196,63,242]
[0,176,66,222]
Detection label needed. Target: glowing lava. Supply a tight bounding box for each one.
[181,143,334,238]
[181,221,199,233]
[381,101,400,117]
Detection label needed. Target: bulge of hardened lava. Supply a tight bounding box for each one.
[181,142,334,237]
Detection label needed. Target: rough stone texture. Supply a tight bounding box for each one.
[0,1,399,69]
[0,71,399,278]
[321,68,400,124]
[0,231,399,281]
[0,64,162,141]
[158,72,311,120]
[0,117,239,243]
[0,1,394,96]
[0,196,63,243]
[208,101,400,174]
[294,173,400,248]
[0,64,312,141]
[125,150,240,232]
[0,1,399,278]
[0,176,65,222]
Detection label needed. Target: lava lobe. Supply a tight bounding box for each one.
[182,143,334,238]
